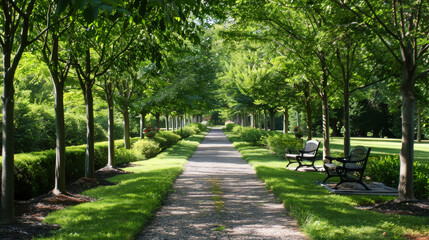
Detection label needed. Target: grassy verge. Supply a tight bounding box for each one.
[39,133,206,240]
[225,131,429,240]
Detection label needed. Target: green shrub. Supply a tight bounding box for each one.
[259,130,279,147]
[366,154,429,199]
[266,133,303,157]
[132,139,161,159]
[191,123,208,132]
[174,126,196,138]
[232,125,242,135]
[225,123,236,132]
[115,148,142,164]
[156,131,181,148]
[239,127,262,144]
[186,123,201,134]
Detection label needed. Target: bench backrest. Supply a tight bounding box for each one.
[345,146,371,178]
[303,140,320,157]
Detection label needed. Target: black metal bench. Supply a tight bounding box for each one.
[322,146,371,190]
[285,140,320,171]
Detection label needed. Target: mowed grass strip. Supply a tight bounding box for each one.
[40,133,206,240]
[225,132,429,240]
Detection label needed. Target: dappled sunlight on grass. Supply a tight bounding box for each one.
[224,131,429,240]
[40,133,206,240]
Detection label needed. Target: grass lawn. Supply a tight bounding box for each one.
[39,133,206,240]
[226,132,429,240]
[316,137,429,163]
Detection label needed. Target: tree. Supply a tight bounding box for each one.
[0,0,58,224]
[331,0,429,202]
[37,2,75,196]
[69,9,135,178]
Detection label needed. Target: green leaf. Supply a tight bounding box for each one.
[84,5,99,23]
[73,0,88,10]
[55,0,70,15]
[98,4,113,14]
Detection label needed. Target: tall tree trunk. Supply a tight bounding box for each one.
[84,85,95,178]
[304,84,312,140]
[140,112,147,138]
[264,110,268,131]
[1,71,15,224]
[283,110,288,134]
[296,112,300,128]
[180,116,183,136]
[417,104,422,143]
[398,67,416,201]
[52,82,67,194]
[343,86,351,155]
[107,96,115,168]
[155,113,160,129]
[123,107,131,149]
[322,93,330,159]
[269,108,276,131]
[165,114,169,131]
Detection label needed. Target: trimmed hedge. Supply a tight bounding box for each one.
[132,139,161,159]
[154,131,181,149]
[1,138,139,200]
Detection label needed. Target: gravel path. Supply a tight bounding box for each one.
[138,128,308,240]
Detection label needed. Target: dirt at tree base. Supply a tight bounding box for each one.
[0,167,131,239]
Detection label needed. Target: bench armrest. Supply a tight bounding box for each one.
[298,149,316,154]
[325,156,348,163]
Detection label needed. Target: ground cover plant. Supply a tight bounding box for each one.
[38,133,206,239]
[224,130,429,240]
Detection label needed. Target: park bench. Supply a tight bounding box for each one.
[285,140,320,171]
[322,146,371,190]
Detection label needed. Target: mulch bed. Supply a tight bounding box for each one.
[0,165,427,239]
[0,167,131,240]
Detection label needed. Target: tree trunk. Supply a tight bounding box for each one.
[322,93,330,159]
[304,84,312,140]
[107,97,115,168]
[417,105,422,143]
[283,110,288,134]
[398,68,416,201]
[180,116,183,136]
[84,85,95,178]
[343,86,351,155]
[155,113,160,129]
[264,110,268,131]
[296,111,300,128]
[1,71,15,224]
[269,108,276,131]
[165,115,169,131]
[52,82,67,194]
[123,107,131,149]
[250,114,254,128]
[140,112,146,138]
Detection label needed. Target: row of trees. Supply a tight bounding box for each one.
[213,0,429,202]
[1,0,225,224]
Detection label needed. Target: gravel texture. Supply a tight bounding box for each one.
[138,128,308,239]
